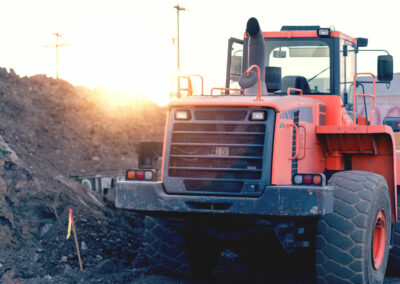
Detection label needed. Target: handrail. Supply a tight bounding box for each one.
[245,65,262,101]
[210,87,244,95]
[187,74,204,96]
[171,74,204,97]
[286,88,303,96]
[353,72,376,125]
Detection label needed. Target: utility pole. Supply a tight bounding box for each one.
[173,4,186,72]
[173,4,186,98]
[43,33,68,79]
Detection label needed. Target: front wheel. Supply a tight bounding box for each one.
[142,216,221,277]
[316,171,391,283]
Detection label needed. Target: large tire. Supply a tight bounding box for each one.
[388,190,400,271]
[316,171,391,283]
[143,216,221,276]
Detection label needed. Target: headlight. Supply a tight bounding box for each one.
[175,110,190,120]
[317,28,331,37]
[250,111,266,121]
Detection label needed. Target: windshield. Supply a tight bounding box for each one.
[266,39,331,94]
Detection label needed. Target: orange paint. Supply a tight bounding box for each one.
[317,125,397,219]
[160,111,170,181]
[169,91,397,219]
[210,88,244,95]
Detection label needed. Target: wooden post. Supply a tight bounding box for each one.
[69,208,83,271]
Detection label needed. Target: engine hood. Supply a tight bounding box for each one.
[169,95,320,113]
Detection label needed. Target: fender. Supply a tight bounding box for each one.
[316,124,397,219]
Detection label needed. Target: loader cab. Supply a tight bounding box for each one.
[226,26,393,105]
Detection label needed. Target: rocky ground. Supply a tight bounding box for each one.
[1,67,400,283]
[0,68,163,283]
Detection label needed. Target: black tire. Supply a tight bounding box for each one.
[316,171,391,283]
[143,216,221,276]
[388,191,400,272]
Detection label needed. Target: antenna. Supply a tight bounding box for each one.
[43,33,68,79]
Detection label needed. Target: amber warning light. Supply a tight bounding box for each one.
[293,174,325,186]
[126,169,157,181]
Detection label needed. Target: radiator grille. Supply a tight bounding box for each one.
[165,107,272,195]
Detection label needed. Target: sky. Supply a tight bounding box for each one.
[0,0,399,105]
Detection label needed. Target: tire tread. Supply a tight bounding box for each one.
[316,171,390,283]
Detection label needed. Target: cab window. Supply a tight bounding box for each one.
[266,39,331,94]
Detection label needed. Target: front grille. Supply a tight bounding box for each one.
[165,107,274,196]
[194,110,247,121]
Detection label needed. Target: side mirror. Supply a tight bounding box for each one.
[356,37,368,47]
[378,55,393,82]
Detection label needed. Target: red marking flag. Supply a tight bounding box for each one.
[66,208,73,239]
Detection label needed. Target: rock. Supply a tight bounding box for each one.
[33,253,41,262]
[81,241,87,251]
[40,223,53,237]
[94,259,114,274]
[35,247,44,253]
[63,264,72,274]
[92,156,100,161]
[44,274,52,280]
[61,255,68,263]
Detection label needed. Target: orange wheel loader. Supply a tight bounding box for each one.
[116,17,399,283]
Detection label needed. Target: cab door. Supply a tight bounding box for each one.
[225,37,243,94]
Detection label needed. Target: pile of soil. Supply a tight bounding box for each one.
[0,68,166,175]
[0,68,165,282]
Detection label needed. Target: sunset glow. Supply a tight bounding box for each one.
[0,0,399,106]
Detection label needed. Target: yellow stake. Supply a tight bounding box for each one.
[68,208,83,271]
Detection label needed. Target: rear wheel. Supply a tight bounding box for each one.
[388,189,400,272]
[316,171,391,283]
[143,216,221,276]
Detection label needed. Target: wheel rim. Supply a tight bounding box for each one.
[372,209,387,270]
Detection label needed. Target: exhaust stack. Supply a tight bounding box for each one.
[239,17,268,96]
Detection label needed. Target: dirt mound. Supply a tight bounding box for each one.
[0,137,148,282]
[0,68,167,282]
[0,68,166,175]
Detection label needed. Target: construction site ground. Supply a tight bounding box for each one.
[0,67,400,283]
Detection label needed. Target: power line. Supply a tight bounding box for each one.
[43,33,68,79]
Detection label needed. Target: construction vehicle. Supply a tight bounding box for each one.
[71,172,124,195]
[116,17,399,283]
[72,142,162,195]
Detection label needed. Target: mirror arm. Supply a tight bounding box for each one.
[358,49,390,55]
